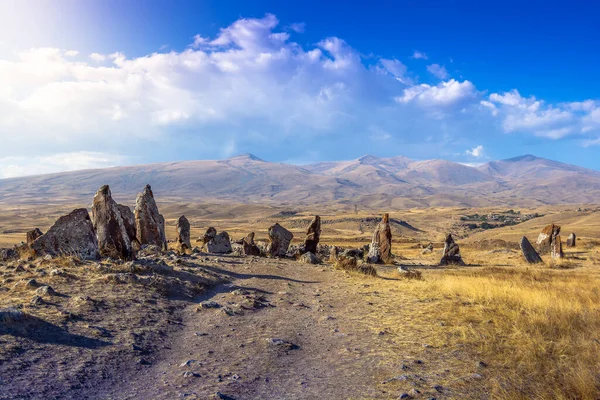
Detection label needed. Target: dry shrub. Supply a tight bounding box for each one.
[334,256,377,277]
[423,267,600,399]
[396,269,423,281]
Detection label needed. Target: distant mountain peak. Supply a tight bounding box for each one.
[504,154,541,162]
[357,155,381,164]
[230,153,265,162]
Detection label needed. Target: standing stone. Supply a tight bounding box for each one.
[91,185,133,260]
[26,228,43,246]
[537,224,560,254]
[117,204,137,245]
[200,227,217,245]
[176,215,191,250]
[566,233,576,247]
[31,209,99,260]
[205,231,232,254]
[520,236,543,264]
[241,232,261,256]
[267,223,294,257]
[304,216,321,255]
[439,233,465,266]
[551,234,564,260]
[134,185,167,251]
[329,246,340,262]
[366,213,393,264]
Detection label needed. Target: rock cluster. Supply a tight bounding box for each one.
[31,208,99,260]
[91,185,133,260]
[520,236,543,264]
[241,232,261,256]
[304,216,321,255]
[366,213,392,264]
[201,227,232,254]
[267,223,294,257]
[439,234,465,266]
[134,185,167,251]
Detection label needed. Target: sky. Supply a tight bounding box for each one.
[0,0,599,178]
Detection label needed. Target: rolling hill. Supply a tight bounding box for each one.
[0,154,599,207]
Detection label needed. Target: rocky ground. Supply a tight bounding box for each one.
[0,248,493,400]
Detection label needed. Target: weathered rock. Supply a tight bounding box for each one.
[117,204,137,245]
[304,215,321,254]
[205,231,232,254]
[566,233,576,247]
[199,227,217,244]
[329,246,340,262]
[520,236,543,264]
[91,185,133,260]
[300,252,320,264]
[134,185,167,250]
[241,232,261,256]
[551,234,564,260]
[176,215,191,250]
[537,224,560,254]
[341,248,364,259]
[439,233,465,266]
[0,248,17,261]
[31,208,99,260]
[421,242,434,254]
[267,223,294,257]
[26,228,43,246]
[366,213,393,264]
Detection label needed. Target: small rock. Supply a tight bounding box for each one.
[399,394,412,400]
[182,371,200,378]
[199,301,221,309]
[477,361,488,368]
[137,358,151,365]
[179,359,195,368]
[35,285,57,297]
[30,295,44,305]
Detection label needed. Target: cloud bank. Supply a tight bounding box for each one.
[0,13,599,177]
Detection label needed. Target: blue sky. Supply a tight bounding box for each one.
[0,0,599,177]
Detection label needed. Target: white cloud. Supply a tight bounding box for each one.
[289,22,306,33]
[485,89,600,139]
[427,64,449,79]
[0,152,129,178]
[64,50,78,57]
[396,79,478,107]
[89,52,106,62]
[465,145,484,158]
[411,51,428,60]
[379,59,411,84]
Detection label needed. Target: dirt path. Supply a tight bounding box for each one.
[85,256,482,399]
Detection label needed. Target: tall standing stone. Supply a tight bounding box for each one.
[366,213,393,264]
[566,233,576,247]
[117,204,137,246]
[439,233,465,266]
[134,185,167,251]
[26,228,43,246]
[176,215,191,250]
[267,223,293,257]
[91,185,133,260]
[537,224,560,254]
[304,216,321,255]
[520,236,543,264]
[551,234,564,260]
[31,209,99,260]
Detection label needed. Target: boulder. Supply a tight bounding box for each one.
[366,213,393,264]
[304,216,321,254]
[241,232,261,256]
[551,234,564,260]
[439,233,465,266]
[199,227,217,245]
[31,208,99,260]
[91,185,133,260]
[204,230,232,254]
[134,185,167,250]
[537,224,560,254]
[267,223,294,257]
[421,242,434,255]
[341,248,364,259]
[300,252,320,264]
[329,246,340,262]
[520,236,543,264]
[566,233,576,247]
[26,228,43,246]
[176,215,191,250]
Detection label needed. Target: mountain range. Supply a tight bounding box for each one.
[1,154,599,208]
